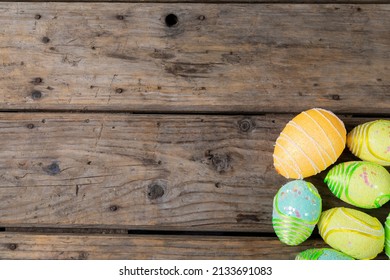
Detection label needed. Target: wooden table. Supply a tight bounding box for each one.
[0,0,389,259]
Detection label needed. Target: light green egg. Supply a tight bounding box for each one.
[347,119,390,166]
[324,161,390,209]
[295,248,354,260]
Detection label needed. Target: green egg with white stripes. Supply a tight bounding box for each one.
[324,161,390,209]
[272,180,322,246]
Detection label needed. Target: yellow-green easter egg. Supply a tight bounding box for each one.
[347,120,390,166]
[295,248,354,260]
[318,207,384,260]
[324,161,390,209]
[386,213,390,259]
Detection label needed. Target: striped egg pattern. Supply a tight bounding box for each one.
[386,213,390,259]
[347,120,390,166]
[324,161,390,209]
[318,207,385,260]
[273,108,346,179]
[295,248,354,260]
[272,180,322,246]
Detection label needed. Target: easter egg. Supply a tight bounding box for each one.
[273,108,346,179]
[347,119,390,166]
[318,207,385,259]
[324,161,390,209]
[386,213,390,259]
[272,180,322,246]
[295,248,354,260]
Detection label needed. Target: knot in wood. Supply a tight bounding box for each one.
[8,243,17,250]
[44,162,61,176]
[210,153,232,173]
[238,119,253,133]
[26,123,35,129]
[31,77,43,85]
[147,183,165,200]
[332,94,341,100]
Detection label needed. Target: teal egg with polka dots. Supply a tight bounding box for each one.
[272,180,322,246]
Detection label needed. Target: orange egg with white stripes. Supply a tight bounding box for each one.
[273,108,346,179]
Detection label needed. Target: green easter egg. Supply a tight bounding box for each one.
[324,161,390,208]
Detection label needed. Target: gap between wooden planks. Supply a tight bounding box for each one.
[0,113,388,231]
[0,3,388,113]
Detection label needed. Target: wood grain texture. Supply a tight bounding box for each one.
[0,232,330,260]
[0,3,389,113]
[0,113,388,231]
[1,232,387,260]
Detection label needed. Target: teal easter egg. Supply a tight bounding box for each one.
[295,248,354,260]
[272,180,322,246]
[386,213,390,259]
[324,161,390,209]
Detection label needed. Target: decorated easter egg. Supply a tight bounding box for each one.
[324,161,390,209]
[386,213,390,259]
[273,108,346,179]
[295,248,354,260]
[347,119,390,166]
[318,207,385,259]
[272,180,322,246]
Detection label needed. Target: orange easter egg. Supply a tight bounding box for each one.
[273,108,346,179]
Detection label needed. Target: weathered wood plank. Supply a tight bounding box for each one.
[0,3,389,113]
[0,232,329,260]
[0,113,388,231]
[0,233,387,260]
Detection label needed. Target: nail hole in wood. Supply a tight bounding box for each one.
[116,15,125,20]
[26,123,35,129]
[109,205,119,212]
[42,36,50,44]
[165,14,178,27]
[31,90,42,100]
[115,88,123,94]
[35,14,41,20]
[198,15,206,21]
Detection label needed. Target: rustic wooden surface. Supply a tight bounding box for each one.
[0,113,388,232]
[0,232,328,260]
[0,3,389,113]
[0,1,389,260]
